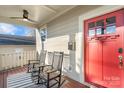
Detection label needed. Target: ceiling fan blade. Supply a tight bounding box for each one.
[10,17,23,19]
[9,9,37,24]
[27,18,38,24]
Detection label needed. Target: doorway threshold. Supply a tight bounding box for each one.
[83,82,106,88]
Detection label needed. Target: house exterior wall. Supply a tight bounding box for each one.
[47,5,101,38]
[43,5,124,84]
[46,5,101,83]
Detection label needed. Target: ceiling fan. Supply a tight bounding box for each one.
[10,9,38,24]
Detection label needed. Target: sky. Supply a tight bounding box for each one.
[0,23,35,36]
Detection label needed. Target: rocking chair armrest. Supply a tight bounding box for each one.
[38,65,52,68]
[38,65,52,71]
[46,69,58,74]
[32,62,40,68]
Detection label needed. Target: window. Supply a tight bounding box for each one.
[106,25,116,34]
[88,22,95,36]
[96,20,104,35]
[88,22,95,28]
[106,16,116,34]
[96,20,104,27]
[96,28,104,35]
[89,29,95,36]
[106,16,116,25]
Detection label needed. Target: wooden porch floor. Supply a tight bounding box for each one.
[0,66,89,88]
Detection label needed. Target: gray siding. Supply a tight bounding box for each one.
[46,5,101,82]
[47,5,101,38]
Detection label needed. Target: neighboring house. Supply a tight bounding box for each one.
[0,34,35,45]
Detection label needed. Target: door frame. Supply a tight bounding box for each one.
[78,5,124,84]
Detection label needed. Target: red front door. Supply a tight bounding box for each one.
[84,9,124,87]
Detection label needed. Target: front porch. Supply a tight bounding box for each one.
[0,5,123,88]
[0,66,89,88]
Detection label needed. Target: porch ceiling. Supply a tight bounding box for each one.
[0,5,76,27]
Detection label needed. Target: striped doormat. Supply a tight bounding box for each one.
[7,72,66,88]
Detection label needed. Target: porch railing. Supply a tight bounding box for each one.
[0,50,37,71]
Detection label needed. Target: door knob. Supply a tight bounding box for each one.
[118,55,123,68]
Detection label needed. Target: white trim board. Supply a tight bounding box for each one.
[78,5,124,83]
